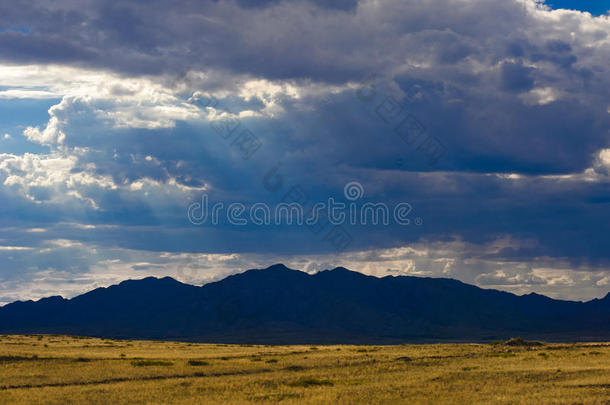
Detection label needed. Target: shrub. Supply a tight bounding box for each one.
[188,360,210,366]
[504,337,543,347]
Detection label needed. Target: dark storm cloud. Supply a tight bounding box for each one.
[0,0,609,299]
[230,0,359,10]
[0,0,562,79]
[501,61,536,92]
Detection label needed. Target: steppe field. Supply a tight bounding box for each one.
[0,335,608,404]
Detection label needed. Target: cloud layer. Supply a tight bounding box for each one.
[0,0,609,302]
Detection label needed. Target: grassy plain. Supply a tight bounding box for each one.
[0,335,608,404]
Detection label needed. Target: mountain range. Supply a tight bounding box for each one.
[1,264,609,344]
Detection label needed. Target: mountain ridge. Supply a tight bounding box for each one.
[0,264,608,344]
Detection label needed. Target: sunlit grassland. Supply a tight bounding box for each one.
[0,334,608,404]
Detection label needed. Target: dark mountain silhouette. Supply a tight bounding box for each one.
[1,264,609,344]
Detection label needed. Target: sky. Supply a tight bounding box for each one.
[548,1,609,16]
[0,0,609,304]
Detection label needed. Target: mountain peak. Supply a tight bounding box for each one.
[264,263,293,271]
[316,266,370,279]
[120,275,186,285]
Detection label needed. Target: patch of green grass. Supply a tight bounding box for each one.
[0,355,37,362]
[486,352,517,358]
[357,347,381,353]
[285,365,306,372]
[288,377,334,387]
[130,359,174,367]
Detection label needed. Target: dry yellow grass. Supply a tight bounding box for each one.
[0,334,609,404]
